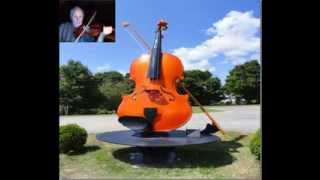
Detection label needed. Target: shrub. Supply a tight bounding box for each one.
[96,108,109,114]
[60,124,88,154]
[78,108,98,114]
[249,128,261,160]
[225,101,232,105]
[96,108,115,114]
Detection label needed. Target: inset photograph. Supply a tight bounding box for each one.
[59,0,115,43]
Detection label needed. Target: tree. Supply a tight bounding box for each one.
[206,77,225,103]
[224,60,260,104]
[181,70,224,105]
[98,79,134,111]
[95,71,134,111]
[60,60,102,114]
[94,71,124,85]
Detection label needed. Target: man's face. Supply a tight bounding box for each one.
[71,9,84,28]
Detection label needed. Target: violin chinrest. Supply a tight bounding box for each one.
[118,116,149,131]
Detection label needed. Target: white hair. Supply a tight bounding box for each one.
[69,6,84,19]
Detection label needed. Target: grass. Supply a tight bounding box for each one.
[60,131,260,179]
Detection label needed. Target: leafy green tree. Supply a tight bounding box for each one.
[93,71,134,111]
[94,71,124,85]
[123,73,135,93]
[60,60,102,114]
[98,79,133,111]
[206,77,225,103]
[224,60,260,104]
[181,70,224,105]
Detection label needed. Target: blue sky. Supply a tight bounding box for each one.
[60,0,260,84]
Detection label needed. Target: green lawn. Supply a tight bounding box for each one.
[60,131,260,179]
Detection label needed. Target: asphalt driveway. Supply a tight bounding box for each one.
[60,105,260,133]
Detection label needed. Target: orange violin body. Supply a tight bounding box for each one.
[117,20,192,132]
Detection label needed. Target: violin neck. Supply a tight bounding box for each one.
[147,28,162,80]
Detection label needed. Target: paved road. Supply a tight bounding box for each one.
[60,105,260,133]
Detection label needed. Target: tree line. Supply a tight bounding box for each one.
[60,60,260,115]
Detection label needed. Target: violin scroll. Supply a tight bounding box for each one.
[157,19,168,31]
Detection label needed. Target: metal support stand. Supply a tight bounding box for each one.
[96,130,220,165]
[129,146,178,165]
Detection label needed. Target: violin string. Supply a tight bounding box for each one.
[75,11,97,43]
[122,22,151,53]
[131,27,151,51]
[124,28,146,52]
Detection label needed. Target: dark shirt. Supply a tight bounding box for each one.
[59,22,95,42]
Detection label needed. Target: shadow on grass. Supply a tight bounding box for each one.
[67,145,101,156]
[112,135,246,168]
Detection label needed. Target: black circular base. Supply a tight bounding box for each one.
[96,130,220,147]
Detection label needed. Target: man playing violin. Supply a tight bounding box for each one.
[59,6,112,42]
[59,6,94,42]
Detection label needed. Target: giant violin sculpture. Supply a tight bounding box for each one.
[117,20,192,132]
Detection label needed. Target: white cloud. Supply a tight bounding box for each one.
[95,64,128,75]
[173,10,260,71]
[209,66,216,73]
[95,64,111,73]
[183,59,210,71]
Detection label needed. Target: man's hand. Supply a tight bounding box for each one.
[97,26,113,42]
[103,26,113,35]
